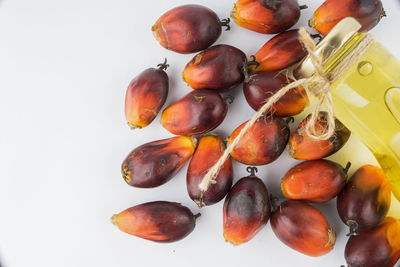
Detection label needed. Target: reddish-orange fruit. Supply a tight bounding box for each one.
[243,71,308,116]
[345,217,400,267]
[161,90,227,136]
[249,30,308,72]
[228,117,290,165]
[337,165,392,236]
[152,5,230,54]
[187,135,233,208]
[230,0,307,34]
[111,201,200,243]
[121,136,196,188]
[183,44,247,91]
[271,200,336,257]
[124,59,169,129]
[310,0,385,35]
[281,160,350,203]
[223,167,271,245]
[288,112,351,160]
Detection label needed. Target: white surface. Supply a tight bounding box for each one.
[1,1,400,267]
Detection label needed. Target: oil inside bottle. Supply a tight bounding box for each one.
[329,42,400,218]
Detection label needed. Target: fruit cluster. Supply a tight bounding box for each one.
[114,1,400,266]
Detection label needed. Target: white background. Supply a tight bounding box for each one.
[1,0,400,267]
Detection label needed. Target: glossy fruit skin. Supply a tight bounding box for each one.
[310,0,385,35]
[271,200,336,257]
[223,173,270,245]
[288,112,351,160]
[249,30,307,72]
[121,136,196,188]
[161,90,227,136]
[112,201,197,243]
[152,5,223,54]
[244,71,308,116]
[183,44,247,91]
[187,135,233,207]
[337,165,391,234]
[231,0,302,34]
[345,217,400,267]
[228,117,290,165]
[281,159,348,203]
[125,67,168,129]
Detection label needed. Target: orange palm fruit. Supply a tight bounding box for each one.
[186,135,233,208]
[243,71,308,116]
[288,112,351,160]
[271,200,336,257]
[183,44,247,91]
[337,165,391,236]
[161,90,227,136]
[111,201,200,243]
[228,117,290,165]
[249,30,307,72]
[345,217,400,267]
[152,5,230,54]
[121,136,196,188]
[223,167,271,245]
[310,0,385,35]
[230,0,307,34]
[124,59,169,129]
[281,159,350,203]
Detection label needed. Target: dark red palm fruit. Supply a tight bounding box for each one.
[111,201,200,243]
[281,160,350,203]
[345,217,400,267]
[183,44,247,91]
[152,5,230,54]
[271,200,336,257]
[230,0,307,34]
[121,136,196,188]
[288,112,351,160]
[223,167,271,245]
[227,116,290,166]
[243,71,308,116]
[125,60,169,129]
[161,90,228,136]
[249,30,308,72]
[337,165,392,236]
[187,135,233,208]
[310,0,385,35]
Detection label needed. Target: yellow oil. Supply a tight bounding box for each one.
[329,41,400,218]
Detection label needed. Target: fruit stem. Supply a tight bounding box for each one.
[310,33,323,42]
[346,220,359,237]
[223,95,235,105]
[157,58,169,71]
[299,4,308,10]
[247,55,260,69]
[196,191,205,209]
[129,124,142,130]
[380,10,387,20]
[344,162,352,174]
[110,214,118,226]
[246,166,258,177]
[219,18,231,31]
[194,213,201,220]
[285,117,295,124]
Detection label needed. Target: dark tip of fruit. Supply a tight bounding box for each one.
[219,18,231,31]
[285,117,295,124]
[223,95,235,105]
[246,166,258,177]
[157,58,169,71]
[346,220,359,237]
[194,213,201,220]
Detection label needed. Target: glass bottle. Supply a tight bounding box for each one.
[294,18,400,218]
